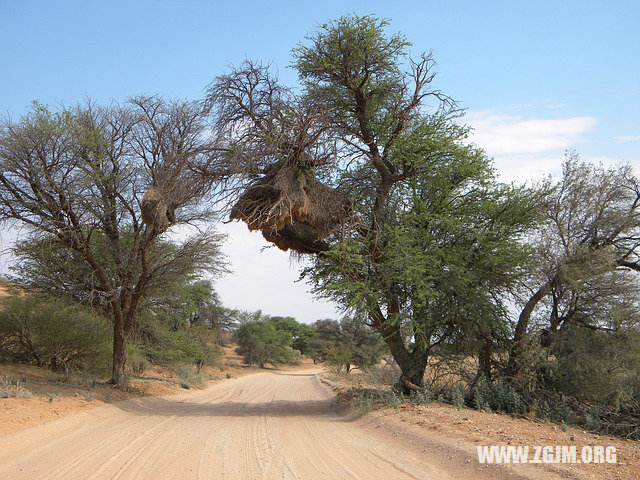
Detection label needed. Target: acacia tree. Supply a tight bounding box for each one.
[508,154,640,376]
[0,98,225,385]
[234,320,297,367]
[209,15,540,392]
[310,317,385,373]
[295,16,540,391]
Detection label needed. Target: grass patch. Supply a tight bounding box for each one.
[0,375,33,399]
[176,366,206,390]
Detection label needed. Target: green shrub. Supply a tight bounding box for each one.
[80,365,99,389]
[494,383,527,415]
[387,391,404,409]
[128,343,151,375]
[0,295,111,373]
[472,377,493,411]
[552,395,577,424]
[134,317,220,369]
[234,321,297,367]
[537,399,551,419]
[583,407,601,430]
[451,383,467,408]
[363,363,400,387]
[410,384,433,404]
[467,378,527,415]
[47,391,60,402]
[350,388,406,412]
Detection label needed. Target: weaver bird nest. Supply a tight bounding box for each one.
[230,165,351,254]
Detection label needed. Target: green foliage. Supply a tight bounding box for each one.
[583,407,601,430]
[47,391,60,402]
[362,362,401,387]
[468,377,527,415]
[234,320,298,367]
[326,346,353,372]
[451,383,467,409]
[551,395,577,425]
[310,317,385,373]
[293,14,413,143]
[0,295,111,373]
[265,316,316,355]
[537,399,552,420]
[494,383,527,415]
[127,278,222,371]
[133,315,219,369]
[550,325,640,407]
[472,377,493,412]
[409,384,433,404]
[351,388,406,413]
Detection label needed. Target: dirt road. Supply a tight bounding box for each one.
[0,369,552,480]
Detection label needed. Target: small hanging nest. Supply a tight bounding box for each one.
[230,164,351,254]
[141,187,176,234]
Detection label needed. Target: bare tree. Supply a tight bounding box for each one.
[508,153,640,375]
[204,60,352,254]
[0,98,225,385]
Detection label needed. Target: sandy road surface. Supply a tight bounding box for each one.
[0,369,528,480]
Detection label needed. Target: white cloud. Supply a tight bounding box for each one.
[489,155,562,183]
[614,135,640,143]
[466,112,595,155]
[464,111,597,183]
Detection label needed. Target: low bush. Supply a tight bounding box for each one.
[133,316,220,371]
[0,375,33,399]
[0,295,111,373]
[351,388,405,413]
[467,377,528,415]
[362,362,401,387]
[176,366,206,389]
[450,383,467,408]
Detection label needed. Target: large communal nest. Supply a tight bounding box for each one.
[230,165,351,254]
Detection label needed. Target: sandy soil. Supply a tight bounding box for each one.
[1,367,628,480]
[0,345,276,437]
[357,403,639,480]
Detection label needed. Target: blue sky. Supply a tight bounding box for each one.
[1,1,639,321]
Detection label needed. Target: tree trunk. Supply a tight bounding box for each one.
[507,282,551,376]
[397,353,428,394]
[478,336,493,381]
[371,310,429,395]
[111,323,128,387]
